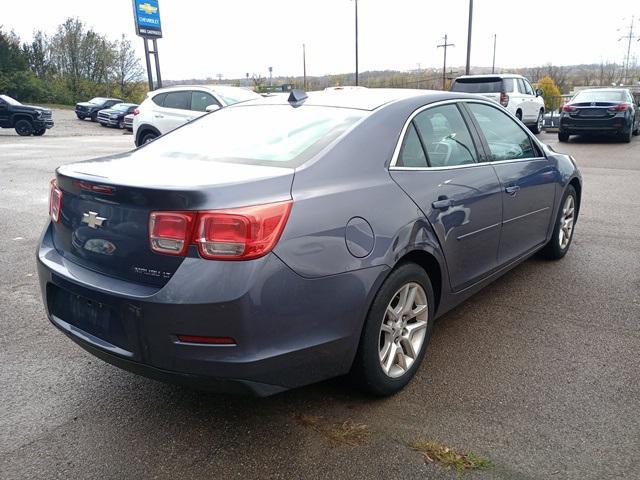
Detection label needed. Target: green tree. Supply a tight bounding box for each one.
[537,75,562,113]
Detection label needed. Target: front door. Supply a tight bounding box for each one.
[390,103,503,291]
[466,102,556,265]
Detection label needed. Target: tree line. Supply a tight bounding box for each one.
[0,18,146,105]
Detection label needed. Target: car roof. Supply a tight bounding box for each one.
[576,88,629,93]
[149,85,253,94]
[236,88,466,111]
[454,74,525,80]
[112,102,137,107]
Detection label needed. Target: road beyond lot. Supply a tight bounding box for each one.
[1,113,638,480]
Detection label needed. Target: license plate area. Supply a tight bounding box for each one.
[48,283,134,353]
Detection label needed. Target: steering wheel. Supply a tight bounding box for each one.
[431,141,452,166]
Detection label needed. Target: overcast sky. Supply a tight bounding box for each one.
[3,0,639,80]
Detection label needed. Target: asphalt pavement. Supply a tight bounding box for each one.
[0,111,638,480]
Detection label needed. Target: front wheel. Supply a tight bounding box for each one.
[15,119,34,136]
[140,132,158,145]
[558,131,569,142]
[541,185,577,260]
[350,263,435,396]
[33,128,46,136]
[90,112,98,122]
[76,114,85,120]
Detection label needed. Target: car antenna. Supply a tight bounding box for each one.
[288,89,308,105]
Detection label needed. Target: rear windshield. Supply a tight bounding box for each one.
[142,105,366,167]
[572,90,627,103]
[452,78,510,93]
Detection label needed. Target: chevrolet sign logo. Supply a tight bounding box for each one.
[139,2,158,15]
[81,211,107,229]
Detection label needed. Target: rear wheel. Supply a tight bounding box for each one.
[558,131,569,142]
[541,185,577,260]
[620,128,632,143]
[351,263,435,396]
[516,110,523,121]
[15,119,34,136]
[140,131,158,145]
[531,110,544,134]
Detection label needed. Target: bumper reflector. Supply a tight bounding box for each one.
[177,335,236,345]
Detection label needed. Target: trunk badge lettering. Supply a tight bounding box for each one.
[82,211,106,229]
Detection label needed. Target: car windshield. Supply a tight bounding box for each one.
[143,105,366,167]
[572,90,627,103]
[112,104,131,112]
[0,95,21,106]
[451,79,503,93]
[89,97,108,105]
[214,88,261,105]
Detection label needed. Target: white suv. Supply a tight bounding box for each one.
[451,74,545,133]
[133,85,261,146]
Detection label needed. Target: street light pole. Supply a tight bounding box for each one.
[354,0,359,86]
[492,34,497,74]
[303,43,307,90]
[465,0,473,75]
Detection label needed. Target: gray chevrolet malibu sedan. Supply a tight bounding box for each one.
[37,88,582,396]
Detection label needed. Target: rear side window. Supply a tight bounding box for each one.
[523,80,534,96]
[398,124,428,167]
[413,104,477,167]
[516,79,526,94]
[152,93,167,106]
[163,91,191,110]
[191,92,220,112]
[467,103,537,161]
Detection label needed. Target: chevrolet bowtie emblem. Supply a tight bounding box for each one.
[139,3,158,15]
[81,211,106,229]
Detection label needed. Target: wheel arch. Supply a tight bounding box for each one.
[11,114,34,127]
[395,249,443,315]
[135,124,161,146]
[568,177,582,220]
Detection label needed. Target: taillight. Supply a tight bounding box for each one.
[133,108,140,116]
[49,179,63,223]
[149,201,292,261]
[500,92,509,107]
[177,335,236,345]
[563,105,577,112]
[149,212,196,256]
[195,201,292,260]
[608,103,630,112]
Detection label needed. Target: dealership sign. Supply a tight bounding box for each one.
[133,0,162,38]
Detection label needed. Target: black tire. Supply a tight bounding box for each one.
[515,110,523,121]
[118,119,125,129]
[140,131,158,145]
[558,131,570,142]
[76,113,85,120]
[541,185,577,260]
[15,119,34,136]
[350,263,435,396]
[620,128,632,143]
[33,128,46,136]
[90,112,98,122]
[531,110,543,134]
[99,122,106,127]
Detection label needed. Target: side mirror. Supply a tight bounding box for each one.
[205,104,221,113]
[535,89,544,97]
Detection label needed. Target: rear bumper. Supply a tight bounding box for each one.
[560,115,630,134]
[36,223,385,395]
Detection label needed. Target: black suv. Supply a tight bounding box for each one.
[0,94,54,136]
[75,97,123,122]
[98,103,138,128]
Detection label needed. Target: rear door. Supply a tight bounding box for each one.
[389,102,503,291]
[156,90,193,133]
[465,102,556,265]
[522,79,538,121]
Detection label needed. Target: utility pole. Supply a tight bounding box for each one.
[303,44,307,90]
[268,66,273,86]
[354,0,359,86]
[619,15,638,85]
[216,73,222,84]
[492,34,497,74]
[465,0,474,75]
[437,34,455,90]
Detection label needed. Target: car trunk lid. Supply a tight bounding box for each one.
[52,150,294,287]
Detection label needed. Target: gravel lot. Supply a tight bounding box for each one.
[0,110,638,479]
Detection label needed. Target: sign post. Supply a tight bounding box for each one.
[132,0,163,90]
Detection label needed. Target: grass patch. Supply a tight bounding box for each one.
[294,414,369,447]
[409,440,492,473]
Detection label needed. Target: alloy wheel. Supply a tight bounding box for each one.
[559,195,575,249]
[378,282,428,378]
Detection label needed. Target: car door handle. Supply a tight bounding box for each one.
[432,198,452,210]
[154,114,164,119]
[505,185,521,195]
